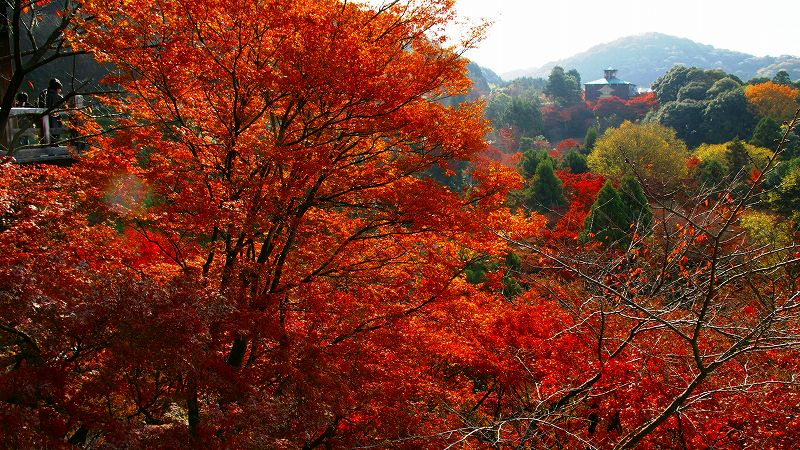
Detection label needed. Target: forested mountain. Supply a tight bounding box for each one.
[478,65,504,87]
[504,32,800,88]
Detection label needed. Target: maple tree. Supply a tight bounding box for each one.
[587,92,659,125]
[0,0,539,447]
[554,138,580,156]
[551,170,605,240]
[744,81,800,123]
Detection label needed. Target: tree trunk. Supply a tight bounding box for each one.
[187,373,200,439]
[226,336,248,368]
[0,3,11,97]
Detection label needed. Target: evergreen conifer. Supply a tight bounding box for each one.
[529,159,567,212]
[582,181,628,245]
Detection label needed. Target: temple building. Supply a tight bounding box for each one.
[584,68,637,101]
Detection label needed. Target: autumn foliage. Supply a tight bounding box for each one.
[1,0,534,447]
[587,92,659,122]
[3,1,800,449]
[553,138,581,157]
[550,170,604,240]
[744,81,800,123]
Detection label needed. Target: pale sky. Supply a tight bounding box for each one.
[454,0,800,76]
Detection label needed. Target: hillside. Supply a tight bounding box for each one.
[503,33,800,88]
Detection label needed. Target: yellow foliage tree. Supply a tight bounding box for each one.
[587,121,689,189]
[694,141,774,173]
[744,81,800,123]
[740,210,792,266]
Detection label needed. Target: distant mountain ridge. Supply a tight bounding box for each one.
[503,33,800,88]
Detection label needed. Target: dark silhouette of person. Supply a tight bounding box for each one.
[38,78,63,108]
[14,92,32,107]
[38,78,64,130]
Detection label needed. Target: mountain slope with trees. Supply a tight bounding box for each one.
[504,33,800,88]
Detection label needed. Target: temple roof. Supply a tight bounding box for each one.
[585,68,635,86]
[585,77,634,85]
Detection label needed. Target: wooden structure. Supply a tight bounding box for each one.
[584,68,637,102]
[1,107,75,163]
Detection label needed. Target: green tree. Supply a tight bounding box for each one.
[582,177,652,246]
[652,66,727,104]
[652,66,692,103]
[582,181,629,245]
[544,66,582,106]
[583,126,598,154]
[518,147,551,179]
[652,68,751,146]
[504,77,546,98]
[562,150,589,173]
[751,116,782,150]
[773,70,792,86]
[652,99,705,147]
[706,77,742,98]
[767,158,800,221]
[567,68,582,86]
[702,88,756,144]
[694,140,774,189]
[695,159,726,187]
[509,97,543,137]
[747,76,771,85]
[693,140,773,178]
[619,175,652,235]
[676,81,708,101]
[518,136,537,151]
[782,133,800,161]
[525,159,566,212]
[485,92,513,127]
[726,139,750,180]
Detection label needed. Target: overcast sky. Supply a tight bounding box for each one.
[453,0,800,76]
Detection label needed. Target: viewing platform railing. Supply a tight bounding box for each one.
[1,107,79,163]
